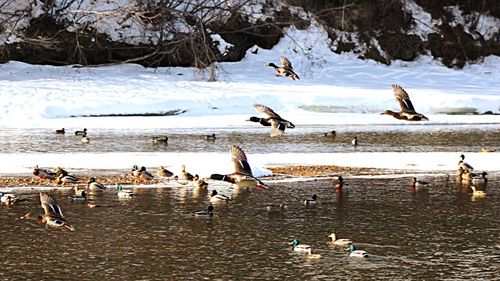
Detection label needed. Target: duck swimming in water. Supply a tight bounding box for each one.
[381,84,429,121]
[267,56,299,80]
[247,104,295,137]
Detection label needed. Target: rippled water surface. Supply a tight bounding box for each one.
[1,176,498,280]
[0,124,499,153]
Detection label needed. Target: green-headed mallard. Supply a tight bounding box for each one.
[347,244,368,258]
[87,177,107,191]
[21,192,74,231]
[0,192,18,204]
[304,194,317,206]
[191,205,214,218]
[75,128,87,136]
[116,184,133,198]
[247,104,295,137]
[381,84,429,121]
[289,239,311,252]
[471,172,488,185]
[138,166,154,182]
[267,56,299,80]
[458,154,474,173]
[208,144,267,188]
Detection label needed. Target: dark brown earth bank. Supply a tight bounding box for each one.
[0,1,498,69]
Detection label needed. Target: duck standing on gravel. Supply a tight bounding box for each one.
[267,56,299,80]
[381,84,429,121]
[247,104,295,137]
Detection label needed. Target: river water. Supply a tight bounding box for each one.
[0,124,498,280]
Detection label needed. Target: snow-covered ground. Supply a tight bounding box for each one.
[0,25,499,175]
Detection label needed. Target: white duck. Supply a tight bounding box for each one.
[328,233,353,246]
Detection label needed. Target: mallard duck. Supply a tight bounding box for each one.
[75,128,87,136]
[471,172,488,185]
[267,56,300,80]
[351,136,358,146]
[81,133,90,144]
[33,165,57,181]
[55,174,78,187]
[289,239,311,252]
[381,84,429,121]
[116,184,133,198]
[87,177,107,191]
[470,186,485,197]
[346,244,368,258]
[138,166,154,182]
[335,176,348,191]
[412,177,430,190]
[323,130,336,138]
[157,166,174,178]
[179,164,194,181]
[480,148,496,153]
[131,165,140,178]
[247,104,295,137]
[328,233,353,246]
[21,192,74,231]
[152,136,168,144]
[193,174,208,189]
[0,192,18,204]
[304,194,317,206]
[69,187,86,201]
[210,190,230,203]
[206,134,216,141]
[208,145,267,188]
[55,128,65,134]
[191,205,214,218]
[266,203,287,212]
[458,154,474,173]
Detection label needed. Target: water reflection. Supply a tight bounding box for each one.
[0,125,499,153]
[1,175,498,279]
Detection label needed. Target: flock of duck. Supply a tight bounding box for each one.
[0,57,489,260]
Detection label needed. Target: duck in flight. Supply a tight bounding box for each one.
[247,104,295,137]
[381,84,429,121]
[267,56,299,80]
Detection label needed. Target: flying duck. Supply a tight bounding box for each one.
[21,192,74,231]
[267,56,299,80]
[247,104,295,137]
[381,84,429,121]
[208,144,267,188]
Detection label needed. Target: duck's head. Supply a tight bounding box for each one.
[211,190,218,196]
[181,164,186,171]
[193,174,199,180]
[21,212,42,223]
[412,177,417,183]
[348,244,357,252]
[481,172,488,177]
[460,154,465,160]
[116,184,123,191]
[266,62,278,68]
[132,165,138,171]
[338,176,344,183]
[88,177,96,183]
[328,233,336,240]
[140,166,146,172]
[0,192,4,197]
[246,116,260,122]
[312,194,317,200]
[380,110,398,116]
[289,239,300,246]
[207,205,214,212]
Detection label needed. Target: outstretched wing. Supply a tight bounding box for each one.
[40,192,64,218]
[392,84,416,113]
[270,120,286,137]
[254,104,282,119]
[280,56,293,69]
[231,145,253,176]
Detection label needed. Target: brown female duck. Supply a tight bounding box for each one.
[381,84,429,121]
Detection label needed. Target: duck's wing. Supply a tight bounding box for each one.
[280,56,293,69]
[231,145,253,176]
[392,84,417,113]
[254,104,282,119]
[270,119,286,137]
[40,192,64,218]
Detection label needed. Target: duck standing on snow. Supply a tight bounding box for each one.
[267,56,300,80]
[21,192,74,231]
[381,84,429,121]
[247,104,295,137]
[208,144,267,188]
